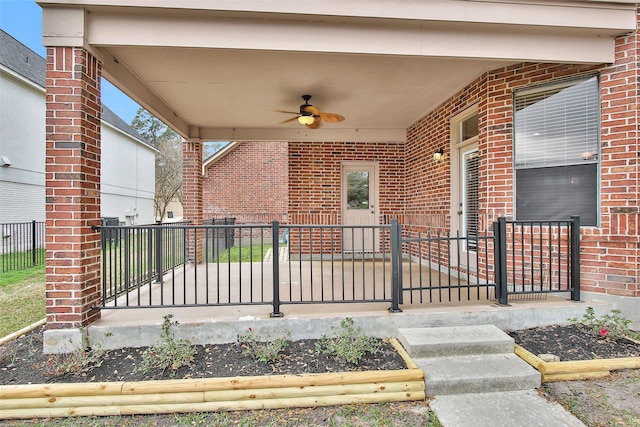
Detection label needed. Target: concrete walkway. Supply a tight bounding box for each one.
[398,325,586,427]
[431,390,585,427]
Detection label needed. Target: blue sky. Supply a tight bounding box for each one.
[0,0,141,124]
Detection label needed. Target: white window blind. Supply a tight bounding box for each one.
[464,150,479,249]
[514,76,599,169]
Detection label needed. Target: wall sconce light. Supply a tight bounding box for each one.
[297,113,315,126]
[433,148,445,164]
[0,156,11,167]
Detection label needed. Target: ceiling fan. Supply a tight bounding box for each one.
[278,95,345,129]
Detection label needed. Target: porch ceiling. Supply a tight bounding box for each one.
[38,0,638,143]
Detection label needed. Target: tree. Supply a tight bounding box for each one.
[131,108,183,221]
[202,141,226,160]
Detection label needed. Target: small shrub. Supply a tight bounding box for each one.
[315,317,381,365]
[51,346,105,376]
[569,307,636,342]
[135,314,195,376]
[46,328,104,376]
[237,327,289,363]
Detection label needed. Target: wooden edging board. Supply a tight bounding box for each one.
[514,344,640,383]
[0,338,425,419]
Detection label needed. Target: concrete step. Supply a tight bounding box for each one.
[397,325,514,358]
[430,390,585,427]
[414,352,541,395]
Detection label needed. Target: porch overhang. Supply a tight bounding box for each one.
[38,0,638,142]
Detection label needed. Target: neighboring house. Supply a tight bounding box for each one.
[158,195,184,223]
[0,30,156,226]
[202,141,288,223]
[34,1,640,339]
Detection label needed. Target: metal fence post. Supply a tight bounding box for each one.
[494,217,509,305]
[155,224,164,284]
[570,215,581,301]
[31,220,37,266]
[271,220,283,317]
[389,218,402,313]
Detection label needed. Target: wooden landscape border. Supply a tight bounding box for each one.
[514,344,640,382]
[0,338,425,420]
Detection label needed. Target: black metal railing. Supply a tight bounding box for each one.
[400,228,496,304]
[494,216,580,305]
[93,216,580,314]
[0,221,46,273]
[97,222,189,305]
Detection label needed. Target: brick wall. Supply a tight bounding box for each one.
[288,141,404,254]
[405,14,639,297]
[183,140,203,262]
[45,47,102,329]
[288,141,405,223]
[203,141,288,221]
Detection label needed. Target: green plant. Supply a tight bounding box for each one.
[135,314,195,376]
[569,307,636,341]
[315,317,381,365]
[46,328,105,376]
[237,327,290,363]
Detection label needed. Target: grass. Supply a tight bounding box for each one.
[0,264,45,337]
[0,249,45,275]
[217,243,274,263]
[6,402,438,426]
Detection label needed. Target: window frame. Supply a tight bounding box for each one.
[512,75,601,226]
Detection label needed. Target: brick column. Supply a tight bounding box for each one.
[44,47,102,336]
[183,140,203,262]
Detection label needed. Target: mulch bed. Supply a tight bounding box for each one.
[508,324,640,361]
[0,326,407,386]
[3,324,639,387]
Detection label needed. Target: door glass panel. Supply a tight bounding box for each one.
[347,171,370,209]
[464,151,479,251]
[461,114,479,140]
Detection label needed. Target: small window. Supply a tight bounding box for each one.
[461,114,479,140]
[167,211,174,219]
[514,76,599,225]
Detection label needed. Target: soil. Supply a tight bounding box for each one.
[508,324,640,361]
[0,326,407,385]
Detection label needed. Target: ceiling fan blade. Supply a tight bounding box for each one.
[277,110,300,115]
[319,112,345,123]
[307,119,321,129]
[303,105,320,116]
[281,117,299,124]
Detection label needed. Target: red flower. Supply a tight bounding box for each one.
[248,327,252,332]
[600,329,608,337]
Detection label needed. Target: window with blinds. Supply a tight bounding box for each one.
[514,76,599,225]
[464,150,479,250]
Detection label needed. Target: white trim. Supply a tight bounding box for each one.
[202,141,241,175]
[0,65,45,95]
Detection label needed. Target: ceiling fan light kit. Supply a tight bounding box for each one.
[279,95,345,129]
[297,113,315,125]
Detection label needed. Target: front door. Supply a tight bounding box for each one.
[342,162,378,252]
[451,107,479,271]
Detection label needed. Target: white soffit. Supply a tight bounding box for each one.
[38,0,638,142]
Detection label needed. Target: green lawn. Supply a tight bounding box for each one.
[0,264,46,337]
[217,243,275,263]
